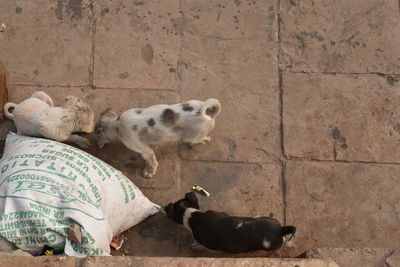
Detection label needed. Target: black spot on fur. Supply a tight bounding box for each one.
[147,118,156,127]
[135,109,142,114]
[181,103,194,112]
[117,115,120,121]
[161,109,179,126]
[132,125,138,131]
[206,106,218,117]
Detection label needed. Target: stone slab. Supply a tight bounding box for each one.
[0,256,340,267]
[82,257,339,267]
[280,0,400,73]
[179,37,280,163]
[0,0,92,85]
[0,256,77,267]
[181,0,277,40]
[283,73,400,163]
[0,250,32,257]
[303,247,395,267]
[286,160,400,255]
[180,161,283,220]
[94,0,181,89]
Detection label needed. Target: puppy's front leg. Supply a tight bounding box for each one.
[140,147,159,178]
[123,142,159,178]
[190,240,216,253]
[66,134,91,149]
[191,241,208,252]
[38,123,89,148]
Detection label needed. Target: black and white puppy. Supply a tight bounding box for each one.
[164,192,297,253]
[95,99,221,178]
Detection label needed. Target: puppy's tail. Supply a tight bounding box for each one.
[199,99,221,119]
[32,91,54,107]
[3,102,16,120]
[280,226,297,247]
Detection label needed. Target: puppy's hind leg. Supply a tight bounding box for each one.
[123,142,159,178]
[32,91,54,107]
[188,136,211,148]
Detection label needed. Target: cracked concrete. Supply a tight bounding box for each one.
[1,0,400,265]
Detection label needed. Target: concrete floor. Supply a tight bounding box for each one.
[1,0,400,258]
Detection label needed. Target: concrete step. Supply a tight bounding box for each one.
[0,256,339,267]
[302,248,400,267]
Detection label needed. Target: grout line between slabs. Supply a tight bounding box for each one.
[177,0,185,195]
[277,0,287,225]
[181,158,266,166]
[287,156,400,166]
[285,71,400,76]
[89,0,97,89]
[9,83,180,93]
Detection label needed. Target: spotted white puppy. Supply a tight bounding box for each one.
[96,99,221,178]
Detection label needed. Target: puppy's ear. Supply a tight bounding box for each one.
[61,115,73,123]
[185,192,197,201]
[100,107,117,118]
[164,203,173,215]
[185,192,199,208]
[100,107,112,116]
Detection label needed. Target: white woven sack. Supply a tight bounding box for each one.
[0,134,160,256]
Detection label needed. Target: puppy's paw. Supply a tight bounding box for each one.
[189,137,212,148]
[97,140,105,149]
[76,138,91,149]
[191,241,207,252]
[188,142,198,148]
[142,165,155,179]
